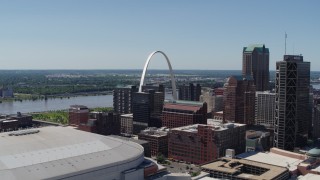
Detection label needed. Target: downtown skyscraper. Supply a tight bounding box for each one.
[223,75,256,125]
[255,91,275,128]
[242,44,270,91]
[274,55,311,151]
[178,83,201,101]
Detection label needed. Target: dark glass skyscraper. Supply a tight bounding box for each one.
[132,92,151,134]
[132,84,165,133]
[242,44,269,91]
[179,83,201,101]
[274,55,311,151]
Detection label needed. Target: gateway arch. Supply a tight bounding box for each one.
[139,51,177,100]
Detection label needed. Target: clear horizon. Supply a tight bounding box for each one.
[0,1,319,70]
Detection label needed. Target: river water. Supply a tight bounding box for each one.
[0,95,113,114]
[0,93,174,115]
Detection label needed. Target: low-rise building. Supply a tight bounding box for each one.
[0,119,19,131]
[138,127,169,157]
[120,114,133,135]
[237,148,306,175]
[68,105,89,126]
[201,157,289,180]
[9,112,33,128]
[0,112,33,131]
[90,112,120,135]
[246,130,271,152]
[78,119,97,133]
[168,123,246,164]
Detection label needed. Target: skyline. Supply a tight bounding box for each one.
[0,1,319,70]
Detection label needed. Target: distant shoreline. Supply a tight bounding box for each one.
[0,91,113,103]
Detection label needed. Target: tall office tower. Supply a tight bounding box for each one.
[132,92,151,134]
[274,55,311,151]
[142,84,165,116]
[224,75,256,125]
[242,44,270,91]
[113,85,138,114]
[255,91,276,128]
[142,84,165,128]
[161,100,207,128]
[179,83,201,101]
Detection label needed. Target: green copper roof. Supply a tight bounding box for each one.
[243,44,269,53]
[307,147,320,157]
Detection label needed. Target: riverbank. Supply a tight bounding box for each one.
[0,91,113,102]
[0,94,114,115]
[31,107,113,125]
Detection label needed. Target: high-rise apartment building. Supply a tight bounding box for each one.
[113,85,138,114]
[224,75,256,125]
[243,44,269,91]
[179,83,201,101]
[274,55,311,151]
[161,100,207,128]
[255,91,276,128]
[168,123,246,164]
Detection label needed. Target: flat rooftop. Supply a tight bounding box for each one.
[237,151,303,171]
[172,123,245,133]
[201,157,288,180]
[298,174,320,180]
[120,113,133,118]
[0,126,144,180]
[139,127,169,137]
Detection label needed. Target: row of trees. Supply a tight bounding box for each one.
[32,107,114,124]
[0,70,227,97]
[32,110,69,125]
[0,70,140,96]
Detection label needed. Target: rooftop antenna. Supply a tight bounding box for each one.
[285,32,287,55]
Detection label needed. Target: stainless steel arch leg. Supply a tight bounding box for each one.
[139,51,177,100]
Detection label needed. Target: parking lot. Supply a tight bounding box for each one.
[159,159,201,175]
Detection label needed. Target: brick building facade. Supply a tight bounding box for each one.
[168,123,246,164]
[162,100,207,129]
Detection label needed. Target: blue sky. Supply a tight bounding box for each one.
[0,0,319,70]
